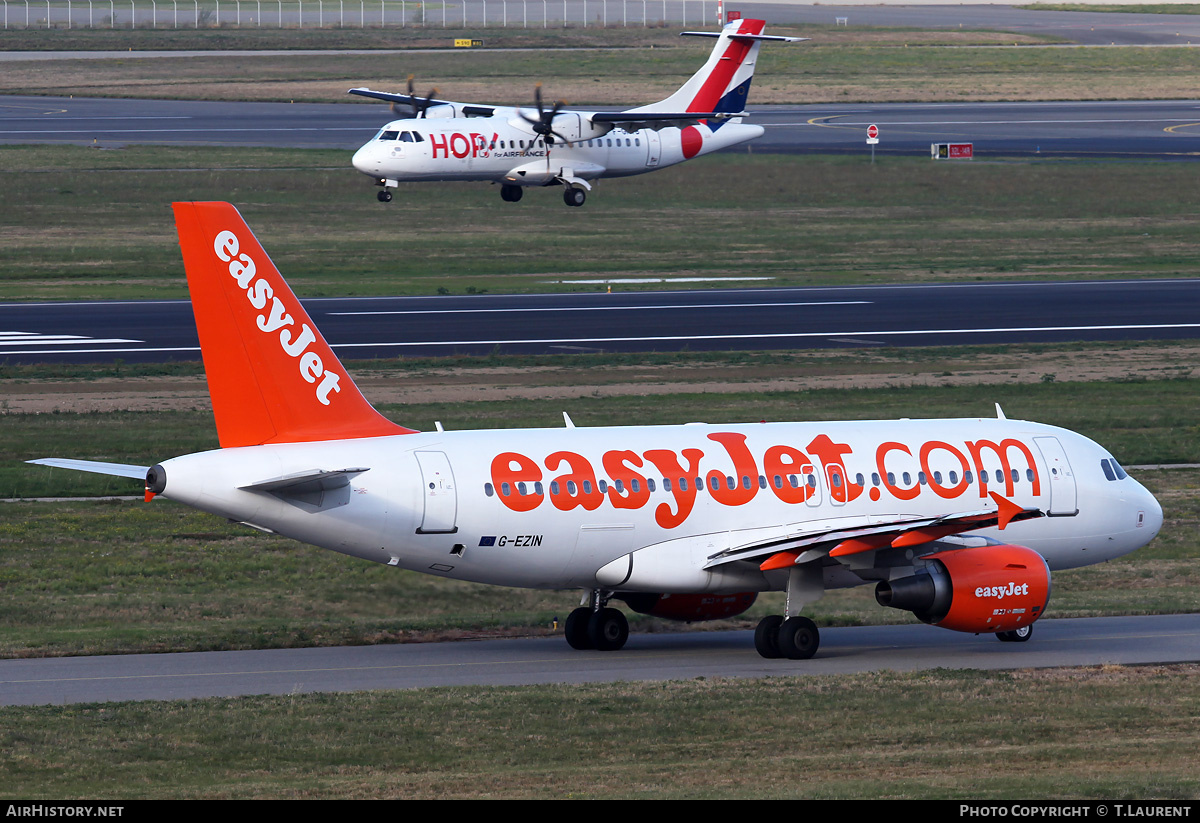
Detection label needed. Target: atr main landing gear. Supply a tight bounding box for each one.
[500,184,524,203]
[563,187,586,207]
[565,591,629,651]
[377,190,393,203]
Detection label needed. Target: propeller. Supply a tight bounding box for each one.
[519,84,570,146]
[392,75,439,119]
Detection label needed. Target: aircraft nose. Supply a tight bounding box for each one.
[1137,480,1164,541]
[351,144,374,175]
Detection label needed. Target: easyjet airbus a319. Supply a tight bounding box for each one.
[348,18,802,206]
[32,203,1163,659]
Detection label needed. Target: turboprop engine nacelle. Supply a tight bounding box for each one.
[874,545,1051,634]
[507,113,613,144]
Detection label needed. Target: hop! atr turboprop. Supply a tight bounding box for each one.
[31,203,1163,659]
[347,18,803,207]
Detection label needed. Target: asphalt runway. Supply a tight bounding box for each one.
[4,96,1200,158]
[2,614,1197,706]
[4,279,1200,363]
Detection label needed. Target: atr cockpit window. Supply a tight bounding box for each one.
[379,130,400,141]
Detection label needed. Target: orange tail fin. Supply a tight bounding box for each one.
[173,201,413,448]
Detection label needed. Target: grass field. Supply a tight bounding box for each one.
[4,147,1200,301]
[4,666,1200,799]
[7,33,1200,104]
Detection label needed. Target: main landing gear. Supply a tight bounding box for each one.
[500,184,524,203]
[565,591,629,651]
[754,614,820,660]
[755,564,823,660]
[563,187,586,208]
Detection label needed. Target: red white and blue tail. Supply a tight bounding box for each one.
[628,19,801,117]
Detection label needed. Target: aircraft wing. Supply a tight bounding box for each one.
[588,110,738,131]
[27,458,148,479]
[705,492,1043,571]
[348,87,736,130]
[348,88,500,118]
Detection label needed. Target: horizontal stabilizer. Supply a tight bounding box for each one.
[27,458,148,480]
[240,467,369,496]
[680,31,809,43]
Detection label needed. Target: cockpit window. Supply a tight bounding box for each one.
[379,130,400,141]
[1101,459,1116,481]
[1100,458,1129,481]
[399,131,415,142]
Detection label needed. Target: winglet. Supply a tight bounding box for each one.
[173,202,414,448]
[990,491,1023,530]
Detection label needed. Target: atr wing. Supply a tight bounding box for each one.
[27,458,148,479]
[705,492,1043,571]
[348,88,497,118]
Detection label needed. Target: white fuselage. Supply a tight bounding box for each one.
[156,416,1162,594]
[351,115,764,187]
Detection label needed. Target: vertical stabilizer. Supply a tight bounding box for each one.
[627,18,779,116]
[173,201,414,448]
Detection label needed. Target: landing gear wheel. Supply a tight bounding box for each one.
[587,607,628,651]
[500,184,523,203]
[565,607,593,650]
[777,616,820,660]
[377,190,393,203]
[563,187,586,207]
[997,624,1033,643]
[754,614,784,659]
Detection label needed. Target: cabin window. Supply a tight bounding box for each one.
[632,479,642,493]
[501,482,512,496]
[647,478,657,492]
[758,475,767,489]
[871,472,881,486]
[582,481,593,494]
[550,481,560,495]
[534,481,544,495]
[949,470,958,484]
[788,475,799,488]
[902,472,912,486]
[613,479,624,494]
[663,478,673,492]
[517,481,528,496]
[484,483,495,497]
[679,477,688,491]
[567,481,577,495]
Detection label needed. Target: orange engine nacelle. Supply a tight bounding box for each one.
[619,592,758,622]
[874,545,1051,634]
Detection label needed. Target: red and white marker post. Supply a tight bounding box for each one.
[867,123,879,164]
